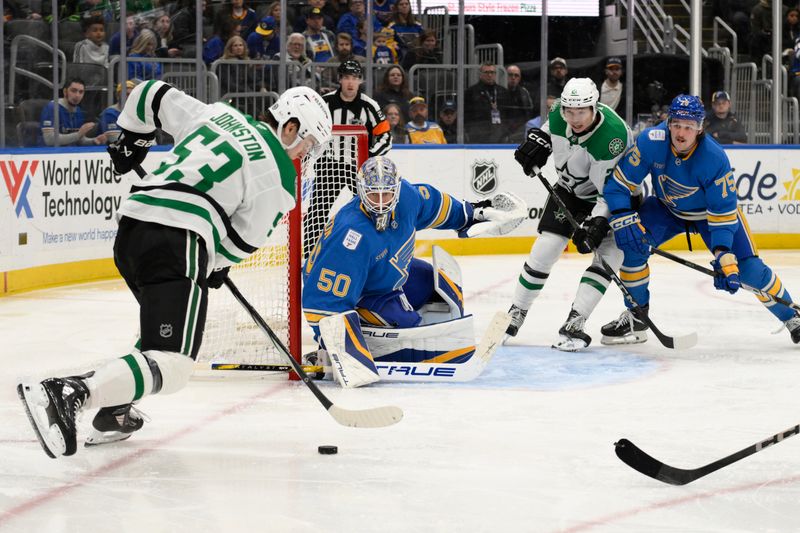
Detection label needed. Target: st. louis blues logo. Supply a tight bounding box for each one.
[1,160,37,218]
[658,174,698,206]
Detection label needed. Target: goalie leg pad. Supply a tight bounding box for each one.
[319,312,380,388]
[432,245,465,320]
[362,315,475,363]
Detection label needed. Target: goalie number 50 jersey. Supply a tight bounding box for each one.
[116,80,297,271]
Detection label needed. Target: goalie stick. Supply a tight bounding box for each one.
[223,277,403,428]
[212,311,512,383]
[649,248,800,313]
[530,168,697,350]
[615,424,800,486]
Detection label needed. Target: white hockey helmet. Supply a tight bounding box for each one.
[268,86,333,159]
[356,156,402,231]
[559,77,600,121]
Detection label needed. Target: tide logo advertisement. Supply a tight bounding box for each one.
[1,160,37,218]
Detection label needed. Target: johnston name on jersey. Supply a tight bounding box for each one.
[116,80,297,271]
[542,101,632,217]
[605,122,739,251]
[302,179,470,335]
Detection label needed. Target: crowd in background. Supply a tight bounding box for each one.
[2,0,796,146]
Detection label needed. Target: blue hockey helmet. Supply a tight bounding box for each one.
[667,94,705,125]
[356,156,401,231]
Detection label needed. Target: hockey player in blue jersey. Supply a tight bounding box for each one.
[600,94,800,345]
[302,155,525,387]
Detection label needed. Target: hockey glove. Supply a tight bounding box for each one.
[711,250,740,294]
[609,210,651,256]
[107,128,156,175]
[514,128,552,175]
[572,216,611,254]
[207,267,231,290]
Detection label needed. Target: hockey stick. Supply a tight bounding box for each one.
[615,424,800,485]
[530,168,697,350]
[649,248,800,313]
[213,312,512,382]
[223,277,404,428]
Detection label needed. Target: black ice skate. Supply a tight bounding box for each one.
[504,304,528,339]
[552,309,592,352]
[18,376,90,458]
[785,314,800,344]
[85,403,147,447]
[600,306,650,345]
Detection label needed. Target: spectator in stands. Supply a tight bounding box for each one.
[109,15,140,56]
[790,35,800,97]
[373,27,399,64]
[384,103,407,144]
[387,0,423,51]
[504,64,534,143]
[599,56,625,112]
[303,7,336,62]
[128,29,163,80]
[126,0,153,16]
[328,32,367,62]
[546,57,569,98]
[74,14,109,65]
[204,19,241,65]
[704,90,748,144]
[171,0,209,48]
[373,0,395,24]
[71,0,115,23]
[783,8,800,56]
[401,29,442,71]
[464,62,509,143]
[295,0,337,33]
[375,65,412,118]
[215,0,258,39]
[353,19,369,57]
[153,12,181,58]
[39,78,103,146]
[405,96,446,144]
[749,0,776,65]
[712,0,757,53]
[217,35,254,96]
[279,33,314,85]
[247,16,281,59]
[438,99,465,143]
[263,2,283,26]
[337,0,382,42]
[98,79,137,143]
[525,94,557,131]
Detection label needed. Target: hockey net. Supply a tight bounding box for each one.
[195,125,369,373]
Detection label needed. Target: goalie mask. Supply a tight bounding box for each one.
[356,156,401,232]
[268,86,333,160]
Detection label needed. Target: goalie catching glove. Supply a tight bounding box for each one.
[107,128,156,175]
[458,191,528,238]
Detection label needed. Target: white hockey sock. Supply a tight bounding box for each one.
[572,265,611,318]
[512,232,566,309]
[83,351,155,409]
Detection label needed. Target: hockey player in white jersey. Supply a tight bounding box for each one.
[17,81,332,458]
[505,78,634,351]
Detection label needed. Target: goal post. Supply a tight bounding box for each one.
[195,124,369,375]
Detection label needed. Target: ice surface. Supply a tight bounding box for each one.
[1,251,800,532]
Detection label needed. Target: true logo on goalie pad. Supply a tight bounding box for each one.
[471,160,498,195]
[159,324,173,338]
[343,229,362,250]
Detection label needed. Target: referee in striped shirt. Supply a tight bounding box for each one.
[304,60,392,257]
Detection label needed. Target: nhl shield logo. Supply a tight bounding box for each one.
[160,323,173,338]
[471,160,498,195]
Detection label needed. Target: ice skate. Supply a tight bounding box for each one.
[18,376,90,458]
[552,309,592,352]
[504,304,528,342]
[600,307,649,345]
[785,314,800,344]
[85,403,147,447]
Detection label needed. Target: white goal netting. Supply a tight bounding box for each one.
[196,125,368,372]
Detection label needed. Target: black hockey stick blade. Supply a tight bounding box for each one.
[615,424,800,486]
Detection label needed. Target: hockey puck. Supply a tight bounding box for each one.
[318,445,338,455]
